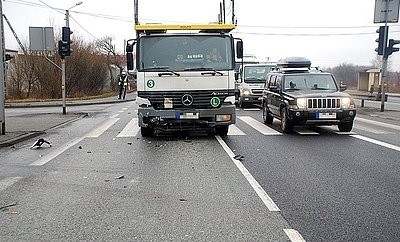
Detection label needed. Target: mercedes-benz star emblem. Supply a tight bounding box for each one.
[181,94,194,106]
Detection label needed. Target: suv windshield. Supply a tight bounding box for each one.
[244,66,274,83]
[138,35,233,72]
[283,74,338,91]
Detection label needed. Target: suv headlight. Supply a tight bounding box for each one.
[296,98,307,109]
[341,97,352,109]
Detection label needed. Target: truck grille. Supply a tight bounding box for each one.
[307,98,341,109]
[138,90,232,109]
[251,89,263,95]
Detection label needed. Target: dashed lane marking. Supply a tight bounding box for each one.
[215,135,281,212]
[351,134,400,152]
[227,124,246,136]
[284,229,307,242]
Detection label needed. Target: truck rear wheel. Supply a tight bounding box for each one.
[215,125,229,136]
[140,127,153,137]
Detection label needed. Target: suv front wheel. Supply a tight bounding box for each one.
[262,103,273,124]
[281,108,293,133]
[338,122,353,132]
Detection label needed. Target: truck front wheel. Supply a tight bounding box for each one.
[141,127,153,137]
[215,125,229,136]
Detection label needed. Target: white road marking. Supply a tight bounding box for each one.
[238,116,282,135]
[227,124,246,136]
[30,137,84,166]
[356,117,400,131]
[354,124,390,134]
[0,177,23,191]
[293,127,319,135]
[284,229,307,242]
[30,117,120,166]
[117,118,139,137]
[85,118,119,137]
[215,135,281,212]
[351,134,400,152]
[243,108,261,111]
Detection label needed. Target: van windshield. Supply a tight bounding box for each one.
[244,65,274,83]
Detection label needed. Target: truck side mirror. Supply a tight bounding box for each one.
[236,41,243,59]
[234,72,240,81]
[269,85,279,93]
[126,39,136,53]
[127,53,134,71]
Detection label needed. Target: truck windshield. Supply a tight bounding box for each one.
[244,65,274,83]
[138,35,233,71]
[283,74,338,91]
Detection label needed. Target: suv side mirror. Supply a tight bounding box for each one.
[339,83,347,92]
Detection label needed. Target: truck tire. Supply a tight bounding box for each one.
[281,108,293,133]
[215,125,229,136]
[338,122,353,132]
[262,103,273,124]
[140,127,153,137]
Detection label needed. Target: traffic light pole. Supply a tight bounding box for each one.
[0,1,5,134]
[380,0,389,112]
[61,58,66,114]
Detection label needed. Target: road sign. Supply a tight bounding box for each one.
[374,0,400,23]
[29,27,55,51]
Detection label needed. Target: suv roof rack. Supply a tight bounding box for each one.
[276,57,311,69]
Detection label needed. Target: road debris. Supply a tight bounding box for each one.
[30,138,51,149]
[115,175,124,179]
[0,202,17,211]
[233,154,244,161]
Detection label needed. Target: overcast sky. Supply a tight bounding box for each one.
[3,0,400,70]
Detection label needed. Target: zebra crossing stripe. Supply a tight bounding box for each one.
[238,116,282,135]
[117,118,140,137]
[228,124,246,135]
[0,177,23,191]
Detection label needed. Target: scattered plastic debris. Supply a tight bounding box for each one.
[78,146,82,149]
[233,154,244,161]
[115,175,124,179]
[0,202,17,211]
[179,198,187,202]
[30,138,51,149]
[127,142,132,145]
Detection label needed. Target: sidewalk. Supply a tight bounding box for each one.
[0,92,135,148]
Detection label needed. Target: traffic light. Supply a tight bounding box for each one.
[4,54,14,62]
[375,26,388,56]
[385,39,400,58]
[58,27,72,58]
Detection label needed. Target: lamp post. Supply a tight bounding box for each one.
[0,1,5,134]
[61,1,82,114]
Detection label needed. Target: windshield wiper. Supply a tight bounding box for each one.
[184,67,224,76]
[142,66,180,76]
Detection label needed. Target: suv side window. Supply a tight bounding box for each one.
[276,76,282,91]
[267,75,276,89]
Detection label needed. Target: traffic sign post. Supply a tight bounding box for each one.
[374,0,400,112]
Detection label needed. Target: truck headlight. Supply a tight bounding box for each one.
[243,89,251,96]
[296,98,307,109]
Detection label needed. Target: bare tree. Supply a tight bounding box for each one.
[95,36,124,90]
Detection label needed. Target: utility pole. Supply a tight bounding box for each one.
[0,1,6,135]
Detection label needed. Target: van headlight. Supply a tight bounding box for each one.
[296,98,307,109]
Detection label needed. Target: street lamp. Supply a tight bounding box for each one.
[61,1,82,114]
[66,1,83,27]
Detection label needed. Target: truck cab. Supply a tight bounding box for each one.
[126,24,243,136]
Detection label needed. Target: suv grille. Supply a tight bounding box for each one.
[307,98,341,109]
[138,90,232,109]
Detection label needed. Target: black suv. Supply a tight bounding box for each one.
[261,57,356,133]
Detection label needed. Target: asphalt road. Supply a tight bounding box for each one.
[1,100,400,241]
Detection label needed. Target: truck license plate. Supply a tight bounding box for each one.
[317,112,336,119]
[177,112,199,119]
